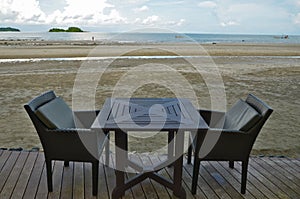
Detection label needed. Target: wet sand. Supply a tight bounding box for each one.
[0,41,299,158]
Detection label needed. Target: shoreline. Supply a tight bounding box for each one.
[1,41,300,59]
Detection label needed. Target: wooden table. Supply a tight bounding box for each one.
[92,98,208,199]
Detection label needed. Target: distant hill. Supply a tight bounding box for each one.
[49,27,84,32]
[0,27,20,32]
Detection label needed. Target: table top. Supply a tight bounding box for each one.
[92,98,208,131]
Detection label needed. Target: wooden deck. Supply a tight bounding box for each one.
[0,149,299,199]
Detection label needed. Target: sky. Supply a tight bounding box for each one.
[1,0,300,34]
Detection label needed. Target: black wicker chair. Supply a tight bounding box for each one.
[24,90,109,196]
[187,94,273,194]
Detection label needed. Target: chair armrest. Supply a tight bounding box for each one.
[73,110,100,128]
[47,128,91,133]
[208,128,248,135]
[46,128,108,159]
[199,109,225,127]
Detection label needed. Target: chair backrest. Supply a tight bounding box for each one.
[224,99,261,131]
[223,94,273,133]
[25,90,75,130]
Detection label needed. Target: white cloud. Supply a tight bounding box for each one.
[166,19,185,26]
[134,5,149,12]
[127,0,149,4]
[0,0,45,23]
[198,1,217,8]
[142,15,159,25]
[220,20,238,27]
[295,13,300,24]
[0,0,126,26]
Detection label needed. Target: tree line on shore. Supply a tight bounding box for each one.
[0,27,84,32]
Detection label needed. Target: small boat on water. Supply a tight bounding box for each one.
[175,35,184,39]
[273,35,288,39]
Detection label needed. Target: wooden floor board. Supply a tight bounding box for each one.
[0,150,299,199]
[22,152,45,199]
[184,161,219,199]
[214,161,262,199]
[253,157,300,197]
[219,161,278,199]
[10,152,38,199]
[0,151,28,199]
[238,160,284,199]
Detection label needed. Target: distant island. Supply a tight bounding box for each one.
[49,27,84,32]
[0,27,20,32]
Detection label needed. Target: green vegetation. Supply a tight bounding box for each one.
[49,28,65,32]
[0,27,20,32]
[49,27,84,32]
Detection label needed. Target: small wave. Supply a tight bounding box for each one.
[1,55,300,63]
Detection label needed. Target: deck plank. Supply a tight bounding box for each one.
[184,160,219,199]
[83,163,93,199]
[48,160,64,199]
[205,161,244,199]
[269,157,300,180]
[252,157,300,197]
[0,151,28,199]
[136,154,159,199]
[126,154,146,199]
[212,161,259,199]
[98,157,110,199]
[60,162,74,199]
[73,162,84,199]
[10,152,38,199]
[0,150,300,199]
[0,151,18,192]
[239,159,287,198]
[0,150,11,173]
[146,155,171,199]
[23,152,45,199]
[160,157,198,199]
[219,161,278,199]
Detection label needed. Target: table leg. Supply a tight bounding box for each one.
[168,130,175,162]
[112,130,128,199]
[173,130,186,198]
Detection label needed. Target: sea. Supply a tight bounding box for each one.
[1,32,300,44]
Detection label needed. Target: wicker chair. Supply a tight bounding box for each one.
[24,90,109,196]
[187,94,273,194]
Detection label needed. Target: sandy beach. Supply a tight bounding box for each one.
[0,41,299,158]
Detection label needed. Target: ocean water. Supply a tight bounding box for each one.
[0,32,300,44]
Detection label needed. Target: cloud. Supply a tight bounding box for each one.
[142,15,159,25]
[295,13,300,24]
[0,0,45,24]
[166,19,185,26]
[127,0,149,4]
[134,5,149,12]
[0,0,126,26]
[220,21,238,27]
[198,1,217,8]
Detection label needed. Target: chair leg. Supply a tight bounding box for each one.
[64,161,69,167]
[92,161,99,196]
[45,159,53,192]
[191,158,201,195]
[241,160,249,194]
[229,161,234,169]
